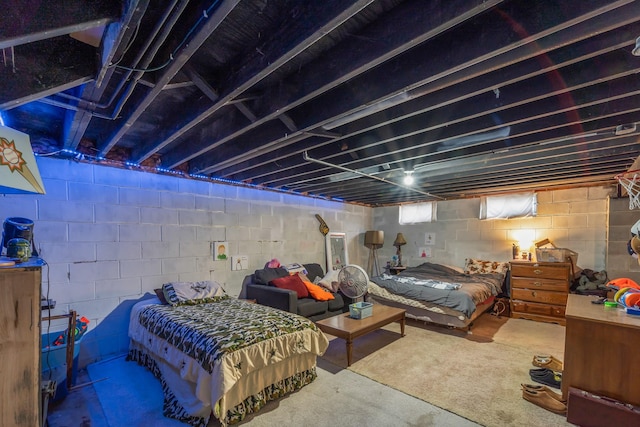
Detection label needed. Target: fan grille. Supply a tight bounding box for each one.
[338,265,369,298]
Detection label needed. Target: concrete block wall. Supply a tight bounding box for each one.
[1,157,372,366]
[607,197,640,283]
[373,186,618,273]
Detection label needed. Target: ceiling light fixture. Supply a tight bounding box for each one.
[303,151,444,199]
[403,171,414,185]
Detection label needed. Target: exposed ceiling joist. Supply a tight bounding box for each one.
[3,0,640,206]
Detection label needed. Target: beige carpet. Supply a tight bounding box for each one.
[320,314,571,427]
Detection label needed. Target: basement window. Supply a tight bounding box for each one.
[399,202,437,224]
[480,192,537,220]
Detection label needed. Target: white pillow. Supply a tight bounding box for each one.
[162,281,226,306]
[316,269,340,292]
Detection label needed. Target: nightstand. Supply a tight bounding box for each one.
[509,261,571,325]
[385,266,407,275]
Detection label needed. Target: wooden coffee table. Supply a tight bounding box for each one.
[316,304,406,366]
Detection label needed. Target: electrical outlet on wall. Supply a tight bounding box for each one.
[232,255,249,270]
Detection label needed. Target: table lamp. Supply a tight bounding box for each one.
[393,232,407,267]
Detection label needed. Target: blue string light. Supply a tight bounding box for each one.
[33,147,334,201]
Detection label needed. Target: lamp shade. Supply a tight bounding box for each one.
[393,232,407,247]
[364,230,384,248]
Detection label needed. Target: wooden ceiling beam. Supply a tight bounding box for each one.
[231,53,638,187]
[96,0,242,157]
[0,38,95,110]
[134,0,378,164]
[0,0,119,49]
[63,0,150,151]
[259,105,640,190]
[213,25,636,182]
[188,0,636,176]
[158,0,504,169]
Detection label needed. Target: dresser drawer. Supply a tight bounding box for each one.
[511,299,566,317]
[511,263,570,280]
[512,288,569,305]
[511,277,568,292]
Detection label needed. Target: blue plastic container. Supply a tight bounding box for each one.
[41,331,83,401]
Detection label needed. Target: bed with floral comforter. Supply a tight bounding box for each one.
[128,285,328,427]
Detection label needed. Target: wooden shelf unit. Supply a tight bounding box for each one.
[0,259,43,426]
[509,261,571,325]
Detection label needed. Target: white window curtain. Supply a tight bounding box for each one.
[399,202,437,224]
[480,192,537,220]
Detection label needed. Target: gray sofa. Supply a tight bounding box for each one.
[242,263,352,321]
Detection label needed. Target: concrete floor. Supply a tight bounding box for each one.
[46,369,108,427]
[45,358,481,427]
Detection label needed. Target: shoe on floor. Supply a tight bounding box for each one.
[532,354,563,372]
[521,383,566,402]
[529,368,562,388]
[522,389,567,415]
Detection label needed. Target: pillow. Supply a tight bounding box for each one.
[270,274,310,298]
[162,281,226,306]
[464,258,509,275]
[301,280,335,301]
[154,288,168,305]
[316,269,340,292]
[254,267,288,285]
[303,263,325,282]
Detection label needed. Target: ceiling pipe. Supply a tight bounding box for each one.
[107,0,191,120]
[46,0,184,119]
[302,151,444,200]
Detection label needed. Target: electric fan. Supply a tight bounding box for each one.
[337,264,369,301]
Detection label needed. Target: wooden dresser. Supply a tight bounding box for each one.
[562,294,640,406]
[0,259,43,427]
[509,261,571,325]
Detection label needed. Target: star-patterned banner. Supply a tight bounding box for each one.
[0,125,45,194]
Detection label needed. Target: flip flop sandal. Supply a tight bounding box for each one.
[532,354,563,371]
[530,369,562,388]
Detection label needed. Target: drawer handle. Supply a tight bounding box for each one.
[533,269,543,275]
[531,291,537,297]
[533,282,542,287]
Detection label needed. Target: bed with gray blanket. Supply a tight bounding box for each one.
[367,262,506,329]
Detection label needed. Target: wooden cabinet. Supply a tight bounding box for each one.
[562,294,640,406]
[509,261,570,325]
[0,260,43,426]
[385,266,406,275]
